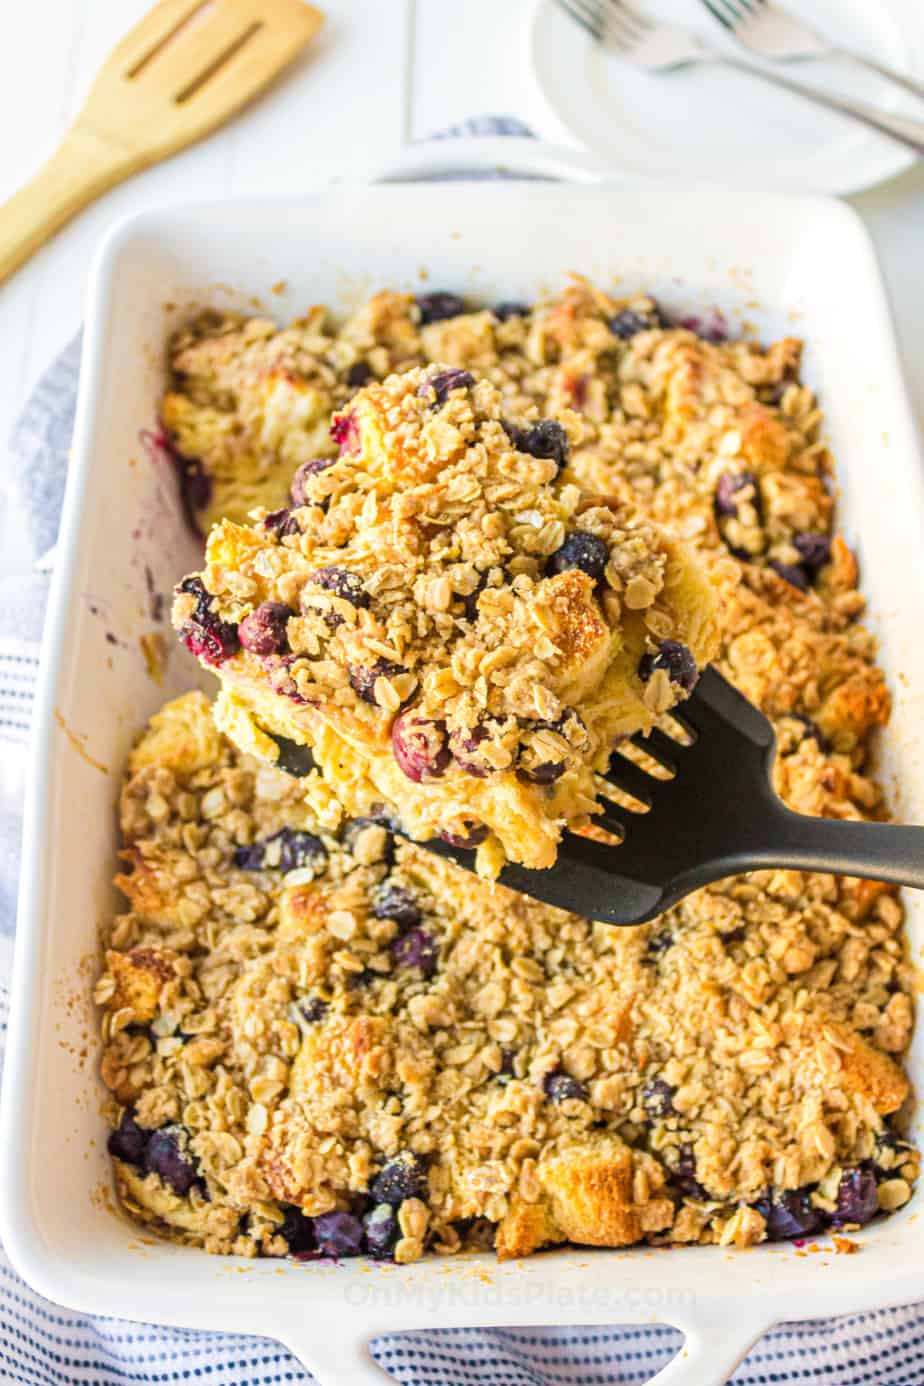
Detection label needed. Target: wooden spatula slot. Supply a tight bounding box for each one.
[174,20,264,104]
[124,0,216,80]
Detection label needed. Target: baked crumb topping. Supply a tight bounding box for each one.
[172,365,719,873]
[98,278,918,1264]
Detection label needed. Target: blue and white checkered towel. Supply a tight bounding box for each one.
[1,117,923,1385]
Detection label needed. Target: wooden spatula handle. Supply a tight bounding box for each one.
[0,126,128,286]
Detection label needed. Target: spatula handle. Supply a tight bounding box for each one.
[758,806,924,892]
[0,125,127,286]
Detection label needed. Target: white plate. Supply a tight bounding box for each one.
[3,169,924,1386]
[529,0,924,194]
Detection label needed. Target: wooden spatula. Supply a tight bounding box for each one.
[0,0,324,286]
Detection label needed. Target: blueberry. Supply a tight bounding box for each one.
[345,966,378,990]
[294,995,327,1025]
[349,657,407,705]
[234,842,267,870]
[392,711,451,782]
[171,451,213,527]
[108,1112,149,1167]
[503,419,570,473]
[678,310,728,343]
[789,714,830,755]
[371,882,421,929]
[519,711,579,783]
[642,1078,676,1119]
[268,732,316,778]
[279,1204,314,1253]
[609,303,665,339]
[872,1131,911,1177]
[263,507,301,538]
[755,1188,824,1241]
[767,559,809,591]
[306,566,370,625]
[793,532,831,573]
[370,1152,428,1205]
[342,813,397,864]
[670,1146,708,1201]
[438,823,489,849]
[494,301,530,321]
[499,1047,517,1077]
[416,291,465,324]
[638,640,699,692]
[832,1164,879,1227]
[715,471,761,519]
[274,827,327,873]
[311,1210,364,1258]
[391,926,439,977]
[645,929,674,959]
[330,410,360,454]
[176,576,240,666]
[449,723,492,777]
[290,457,335,506]
[346,361,374,389]
[236,828,326,874]
[546,530,609,581]
[461,571,490,622]
[144,1126,201,1196]
[363,1203,399,1259]
[238,601,292,657]
[418,368,474,406]
[543,1071,588,1104]
[517,758,565,786]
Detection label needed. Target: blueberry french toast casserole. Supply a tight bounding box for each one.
[96,279,918,1265]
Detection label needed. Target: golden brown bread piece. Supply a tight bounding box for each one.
[497,1140,675,1260]
[106,947,176,1024]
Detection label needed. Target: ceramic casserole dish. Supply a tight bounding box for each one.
[2,146,924,1386]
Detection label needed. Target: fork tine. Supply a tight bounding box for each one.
[700,0,738,28]
[609,0,653,35]
[699,0,732,30]
[567,0,607,28]
[602,0,648,39]
[554,0,605,40]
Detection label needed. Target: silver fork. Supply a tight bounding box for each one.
[556,0,924,157]
[700,0,924,105]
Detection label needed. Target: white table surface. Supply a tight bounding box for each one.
[1,0,923,579]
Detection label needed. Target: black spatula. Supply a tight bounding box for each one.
[422,665,924,925]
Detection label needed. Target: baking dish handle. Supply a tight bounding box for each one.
[281,1311,772,1386]
[361,135,620,185]
[648,1312,771,1386]
[280,1331,392,1386]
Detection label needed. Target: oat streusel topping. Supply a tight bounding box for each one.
[98,687,917,1262]
[99,278,918,1264]
[172,365,718,873]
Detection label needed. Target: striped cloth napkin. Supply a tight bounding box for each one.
[0,117,922,1385]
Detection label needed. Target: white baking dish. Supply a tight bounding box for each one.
[3,142,924,1386]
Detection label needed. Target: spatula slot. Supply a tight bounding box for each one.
[660,710,697,746]
[174,20,264,103]
[602,754,656,811]
[629,727,680,773]
[617,736,674,781]
[125,0,215,80]
[578,818,626,846]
